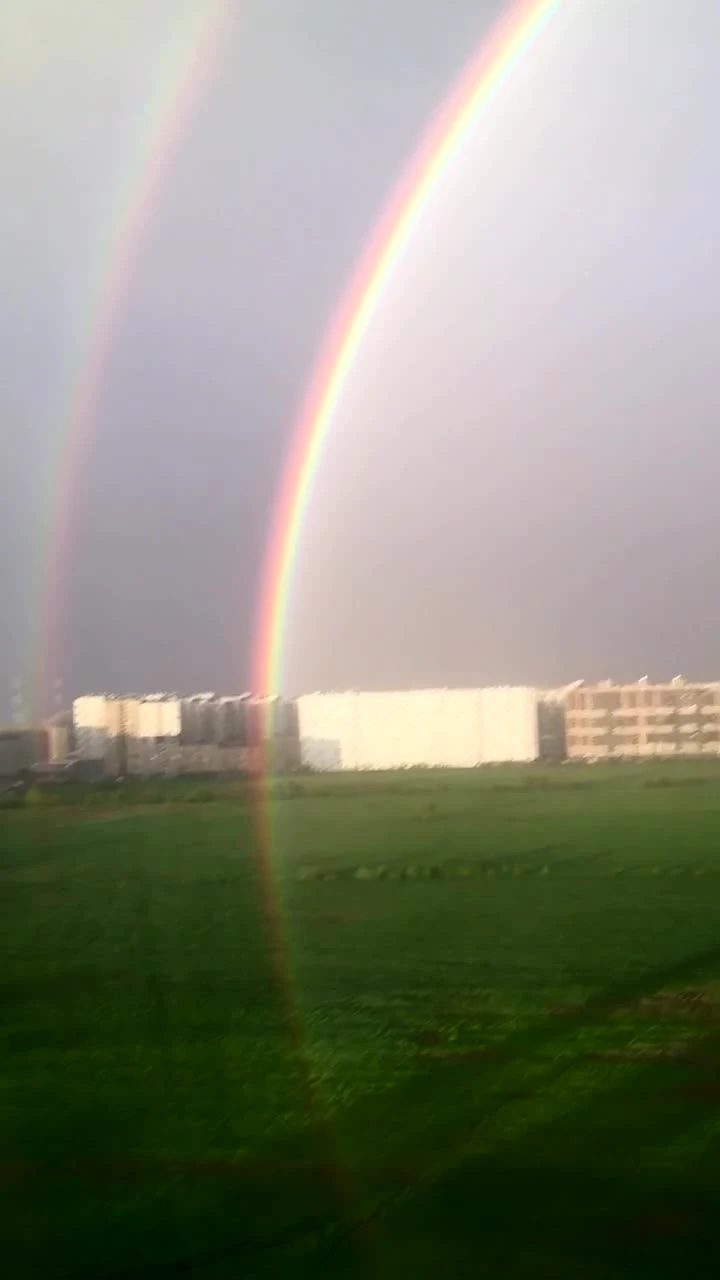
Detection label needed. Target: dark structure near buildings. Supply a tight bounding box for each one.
[0,728,48,780]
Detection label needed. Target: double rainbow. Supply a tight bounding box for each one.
[35,0,560,713]
[29,0,563,1244]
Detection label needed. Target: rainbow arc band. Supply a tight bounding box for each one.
[35,1,231,717]
[249,6,562,1231]
[28,0,563,1250]
[253,0,561,704]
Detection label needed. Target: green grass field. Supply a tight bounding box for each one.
[5,763,720,1276]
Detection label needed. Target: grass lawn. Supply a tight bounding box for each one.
[4,764,720,1275]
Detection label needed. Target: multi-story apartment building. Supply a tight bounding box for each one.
[565,678,720,759]
[72,692,299,776]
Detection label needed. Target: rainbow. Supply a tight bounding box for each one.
[247,2,563,1225]
[253,0,561,701]
[34,0,231,717]
[25,1,565,1234]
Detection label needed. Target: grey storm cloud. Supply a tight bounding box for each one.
[2,0,719,717]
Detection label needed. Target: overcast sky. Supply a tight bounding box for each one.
[2,0,720,717]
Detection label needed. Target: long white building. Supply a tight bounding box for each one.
[296,687,539,770]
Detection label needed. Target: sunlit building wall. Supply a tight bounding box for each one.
[73,695,115,762]
[296,687,539,771]
[478,687,540,764]
[135,695,182,740]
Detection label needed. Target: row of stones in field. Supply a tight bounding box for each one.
[295,861,717,882]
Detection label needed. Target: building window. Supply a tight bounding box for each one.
[593,692,621,711]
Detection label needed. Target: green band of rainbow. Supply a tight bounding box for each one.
[253,0,561,701]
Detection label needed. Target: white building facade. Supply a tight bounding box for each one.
[296,687,539,771]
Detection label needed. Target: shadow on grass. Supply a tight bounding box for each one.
[8,895,720,1276]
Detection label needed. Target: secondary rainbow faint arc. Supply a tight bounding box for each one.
[254,0,561,699]
[35,0,231,717]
